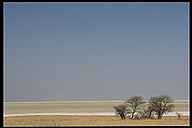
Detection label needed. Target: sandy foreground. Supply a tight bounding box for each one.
[4,100,189,126]
[4,115,189,126]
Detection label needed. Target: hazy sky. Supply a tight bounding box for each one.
[4,3,188,101]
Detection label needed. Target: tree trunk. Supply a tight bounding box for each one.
[148,111,152,119]
[122,113,126,119]
[157,112,162,119]
[131,112,135,119]
[120,112,125,120]
[120,113,123,120]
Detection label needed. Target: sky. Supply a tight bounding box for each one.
[4,3,189,101]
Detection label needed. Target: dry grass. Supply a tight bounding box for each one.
[4,115,189,127]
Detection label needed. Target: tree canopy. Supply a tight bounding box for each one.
[113,95,175,120]
[148,95,175,119]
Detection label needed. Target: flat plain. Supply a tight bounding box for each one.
[4,115,189,126]
[4,100,189,114]
[3,100,189,126]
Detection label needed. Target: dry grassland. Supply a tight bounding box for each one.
[4,115,189,127]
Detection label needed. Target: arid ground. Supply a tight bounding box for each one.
[4,100,189,114]
[4,115,189,126]
[4,100,189,126]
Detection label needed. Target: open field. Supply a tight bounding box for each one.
[4,115,189,126]
[4,112,189,117]
[4,100,189,126]
[4,100,189,114]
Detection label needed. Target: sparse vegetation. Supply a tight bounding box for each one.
[113,104,127,120]
[4,115,189,126]
[148,95,175,119]
[4,98,188,126]
[113,95,175,120]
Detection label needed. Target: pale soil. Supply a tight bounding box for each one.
[4,111,189,117]
[4,101,189,114]
[4,115,189,127]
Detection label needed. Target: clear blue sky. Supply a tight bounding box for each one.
[4,3,189,101]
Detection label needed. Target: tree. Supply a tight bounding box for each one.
[113,104,127,120]
[138,105,153,119]
[125,96,146,119]
[145,105,155,119]
[148,95,175,119]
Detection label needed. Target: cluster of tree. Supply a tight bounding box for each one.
[113,95,175,120]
